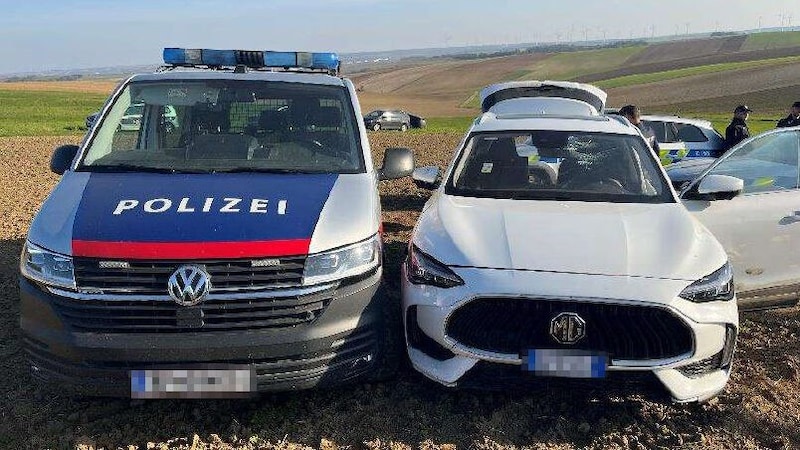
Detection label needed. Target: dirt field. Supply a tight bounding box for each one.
[1,134,800,450]
[0,79,121,94]
[605,59,800,113]
[575,45,800,84]
[625,36,746,66]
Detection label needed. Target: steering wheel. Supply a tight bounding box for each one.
[583,178,628,194]
[294,139,325,150]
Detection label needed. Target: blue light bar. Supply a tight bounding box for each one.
[162,48,340,73]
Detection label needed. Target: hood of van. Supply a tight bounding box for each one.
[27,171,378,259]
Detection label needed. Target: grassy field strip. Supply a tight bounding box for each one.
[518,45,646,82]
[596,55,800,89]
[0,90,106,137]
[742,30,800,51]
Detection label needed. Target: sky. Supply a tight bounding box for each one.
[0,0,798,74]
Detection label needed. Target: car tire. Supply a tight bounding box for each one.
[372,123,381,131]
[400,123,408,132]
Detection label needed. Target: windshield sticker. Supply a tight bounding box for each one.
[481,163,494,173]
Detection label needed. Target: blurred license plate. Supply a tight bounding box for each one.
[130,366,255,399]
[522,349,607,379]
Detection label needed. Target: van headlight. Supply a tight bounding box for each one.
[20,241,76,290]
[303,235,381,285]
[680,262,734,303]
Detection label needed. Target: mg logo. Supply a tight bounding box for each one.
[167,265,211,306]
[549,312,586,345]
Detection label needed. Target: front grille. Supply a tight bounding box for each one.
[74,256,305,294]
[446,298,693,361]
[50,286,332,333]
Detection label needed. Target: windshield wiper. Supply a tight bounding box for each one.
[80,164,206,174]
[211,167,327,174]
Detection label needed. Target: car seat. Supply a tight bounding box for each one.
[464,138,529,190]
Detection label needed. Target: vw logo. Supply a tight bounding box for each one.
[550,312,586,345]
[167,265,211,306]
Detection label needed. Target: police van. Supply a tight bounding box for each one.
[20,48,415,397]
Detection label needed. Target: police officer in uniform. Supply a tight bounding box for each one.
[777,102,800,128]
[725,105,751,149]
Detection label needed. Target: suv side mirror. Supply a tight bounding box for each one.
[412,166,440,189]
[379,147,414,180]
[686,174,743,201]
[50,144,79,175]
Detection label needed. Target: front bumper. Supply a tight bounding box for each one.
[20,269,386,396]
[402,266,738,403]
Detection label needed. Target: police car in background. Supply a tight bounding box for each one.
[20,48,415,397]
[605,109,726,165]
[403,81,738,403]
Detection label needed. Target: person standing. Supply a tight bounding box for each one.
[725,105,752,149]
[619,105,659,157]
[777,102,800,128]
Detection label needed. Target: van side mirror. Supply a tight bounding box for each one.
[379,147,414,180]
[412,166,440,189]
[50,144,79,175]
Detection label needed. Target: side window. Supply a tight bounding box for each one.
[708,131,800,194]
[159,105,183,148]
[664,122,679,143]
[675,124,708,143]
[109,103,144,153]
[643,121,668,143]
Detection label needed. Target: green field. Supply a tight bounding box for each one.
[742,30,800,51]
[595,55,800,89]
[0,90,106,137]
[414,116,475,133]
[517,45,645,81]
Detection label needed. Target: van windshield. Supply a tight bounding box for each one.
[79,80,365,174]
[447,131,674,203]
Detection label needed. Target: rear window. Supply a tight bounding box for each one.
[447,131,674,204]
[79,80,364,174]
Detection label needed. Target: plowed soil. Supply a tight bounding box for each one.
[575,46,800,84]
[1,134,799,449]
[605,60,800,114]
[625,36,746,66]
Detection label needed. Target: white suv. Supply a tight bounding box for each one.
[401,81,738,403]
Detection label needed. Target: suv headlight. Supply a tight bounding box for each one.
[406,244,464,288]
[680,262,734,303]
[20,241,76,290]
[303,235,381,286]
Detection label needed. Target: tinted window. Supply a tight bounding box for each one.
[80,80,364,174]
[643,120,678,143]
[675,123,708,143]
[707,131,800,194]
[447,131,673,204]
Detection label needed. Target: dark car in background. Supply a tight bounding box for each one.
[364,110,411,131]
[364,110,426,131]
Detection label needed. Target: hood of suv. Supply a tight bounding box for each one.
[413,194,726,281]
